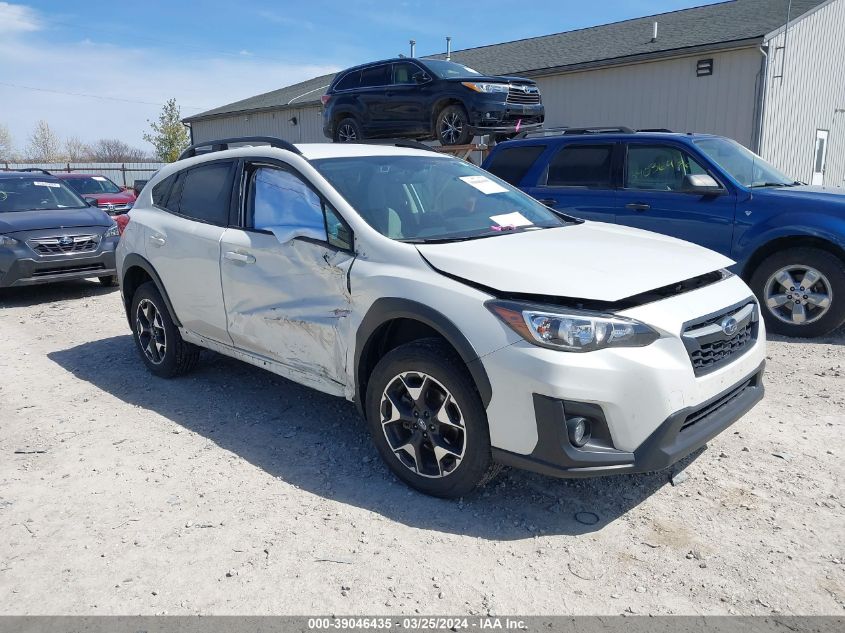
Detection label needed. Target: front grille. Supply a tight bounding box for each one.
[682,301,758,376]
[28,234,100,256]
[31,263,106,277]
[681,376,755,432]
[98,203,131,214]
[506,85,541,105]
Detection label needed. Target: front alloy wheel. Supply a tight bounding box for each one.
[380,371,467,478]
[764,265,832,326]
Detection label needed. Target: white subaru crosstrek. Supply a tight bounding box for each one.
[116,137,766,497]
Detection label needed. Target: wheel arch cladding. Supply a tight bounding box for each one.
[120,253,182,328]
[354,298,493,415]
[741,234,845,280]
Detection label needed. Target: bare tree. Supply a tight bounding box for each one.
[64,136,91,162]
[27,120,61,162]
[89,138,148,162]
[0,124,14,162]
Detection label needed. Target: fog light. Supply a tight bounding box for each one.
[566,416,591,448]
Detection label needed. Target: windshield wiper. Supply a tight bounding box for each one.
[401,225,558,244]
[751,182,793,188]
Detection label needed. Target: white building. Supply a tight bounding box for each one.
[184,0,845,186]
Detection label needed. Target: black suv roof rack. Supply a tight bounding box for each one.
[178,136,302,161]
[515,126,637,139]
[16,168,53,175]
[637,128,674,133]
[356,139,438,152]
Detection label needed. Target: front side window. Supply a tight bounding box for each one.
[694,137,793,187]
[0,177,87,212]
[64,176,122,195]
[312,155,566,243]
[177,161,235,225]
[485,145,546,186]
[392,62,420,85]
[545,144,614,188]
[625,145,709,191]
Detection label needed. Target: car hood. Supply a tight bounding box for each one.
[445,75,535,85]
[754,184,845,207]
[416,222,733,302]
[0,208,112,234]
[84,191,136,203]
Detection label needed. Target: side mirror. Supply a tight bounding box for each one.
[264,224,327,245]
[84,197,99,207]
[412,71,430,84]
[682,174,723,194]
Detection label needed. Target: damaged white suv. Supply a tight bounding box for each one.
[117,137,766,497]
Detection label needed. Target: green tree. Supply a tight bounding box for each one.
[143,98,190,162]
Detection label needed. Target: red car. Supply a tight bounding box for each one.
[56,173,136,215]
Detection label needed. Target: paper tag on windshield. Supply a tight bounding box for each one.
[459,175,508,195]
[490,211,533,227]
[92,176,107,181]
[33,181,60,188]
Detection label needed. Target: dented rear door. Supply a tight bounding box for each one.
[219,228,354,394]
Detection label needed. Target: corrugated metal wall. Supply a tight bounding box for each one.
[761,0,845,186]
[534,47,762,148]
[190,105,325,145]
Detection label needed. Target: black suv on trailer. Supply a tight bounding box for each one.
[0,171,119,288]
[322,58,544,145]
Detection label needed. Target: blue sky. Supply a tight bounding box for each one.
[1,0,718,153]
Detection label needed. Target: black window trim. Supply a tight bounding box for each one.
[538,141,619,190]
[239,158,355,253]
[150,158,239,227]
[622,141,728,194]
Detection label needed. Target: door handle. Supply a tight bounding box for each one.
[537,198,557,208]
[149,234,166,246]
[625,203,651,211]
[224,251,256,264]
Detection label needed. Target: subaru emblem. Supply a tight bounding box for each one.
[721,316,738,336]
[58,236,73,247]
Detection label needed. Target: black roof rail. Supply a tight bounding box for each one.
[178,136,302,161]
[514,126,570,139]
[637,128,674,133]
[515,126,637,139]
[16,168,53,175]
[355,139,438,152]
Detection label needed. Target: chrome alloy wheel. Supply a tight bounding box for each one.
[136,298,167,364]
[380,372,467,478]
[337,122,358,142]
[764,264,833,325]
[439,111,464,144]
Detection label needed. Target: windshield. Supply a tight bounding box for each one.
[423,60,482,79]
[64,176,122,194]
[694,137,794,187]
[0,177,88,212]
[312,155,565,242]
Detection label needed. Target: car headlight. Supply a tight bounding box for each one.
[103,223,120,238]
[0,235,18,247]
[487,300,660,352]
[461,81,510,93]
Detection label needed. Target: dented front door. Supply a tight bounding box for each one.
[219,228,354,394]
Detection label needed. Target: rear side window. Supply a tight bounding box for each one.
[177,161,236,225]
[334,70,360,91]
[151,174,176,209]
[360,65,390,88]
[546,144,614,188]
[485,145,546,185]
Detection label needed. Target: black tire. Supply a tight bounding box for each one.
[365,338,499,498]
[749,247,845,338]
[98,275,117,287]
[130,281,199,377]
[333,117,363,143]
[435,105,472,146]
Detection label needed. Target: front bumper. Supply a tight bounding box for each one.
[492,362,764,478]
[467,101,545,133]
[0,237,118,287]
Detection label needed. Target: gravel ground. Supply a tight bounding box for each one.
[0,280,843,616]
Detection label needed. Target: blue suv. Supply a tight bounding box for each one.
[483,128,845,338]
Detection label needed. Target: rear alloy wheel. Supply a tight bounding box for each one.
[334,117,362,143]
[130,281,199,377]
[365,339,499,497]
[750,247,845,337]
[435,105,472,146]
